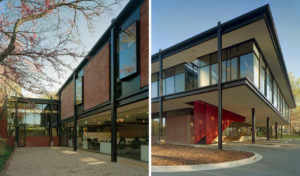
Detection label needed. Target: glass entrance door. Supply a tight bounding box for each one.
[18,125,26,147]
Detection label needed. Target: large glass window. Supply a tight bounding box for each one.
[76,69,84,105]
[226,59,231,81]
[119,22,137,79]
[175,73,185,93]
[231,57,238,80]
[211,64,218,85]
[266,67,273,102]
[273,81,278,108]
[253,54,259,88]
[260,61,266,95]
[151,73,158,98]
[165,76,175,95]
[222,61,226,82]
[240,53,254,82]
[198,66,210,87]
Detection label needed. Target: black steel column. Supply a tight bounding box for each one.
[217,21,223,150]
[252,108,255,143]
[275,122,278,139]
[73,73,77,151]
[281,125,283,138]
[58,93,61,146]
[159,49,163,142]
[50,96,53,142]
[267,117,269,141]
[110,26,117,162]
[14,99,18,144]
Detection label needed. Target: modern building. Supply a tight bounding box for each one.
[0,0,149,162]
[151,5,295,145]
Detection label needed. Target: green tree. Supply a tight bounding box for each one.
[289,72,300,134]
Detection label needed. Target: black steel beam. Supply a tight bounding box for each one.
[275,122,278,139]
[73,73,77,151]
[110,26,117,162]
[217,21,223,150]
[267,117,270,141]
[252,108,255,143]
[159,49,163,142]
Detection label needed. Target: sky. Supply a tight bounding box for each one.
[152,0,300,78]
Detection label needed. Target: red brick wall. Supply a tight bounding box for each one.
[61,80,74,120]
[166,115,193,144]
[25,136,50,147]
[84,42,110,111]
[140,0,149,88]
[0,112,8,139]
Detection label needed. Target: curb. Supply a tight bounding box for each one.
[152,152,263,173]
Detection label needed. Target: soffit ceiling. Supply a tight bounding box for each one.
[152,19,294,108]
[152,85,288,126]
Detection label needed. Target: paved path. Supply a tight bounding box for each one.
[5,147,148,176]
[152,139,300,176]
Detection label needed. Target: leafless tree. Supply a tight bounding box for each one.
[0,0,120,103]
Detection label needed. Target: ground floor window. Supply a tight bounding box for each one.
[75,105,148,161]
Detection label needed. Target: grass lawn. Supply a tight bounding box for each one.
[0,138,12,173]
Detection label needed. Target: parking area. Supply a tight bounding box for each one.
[4,147,148,176]
[152,139,300,176]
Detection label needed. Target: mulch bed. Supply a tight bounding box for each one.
[152,144,254,166]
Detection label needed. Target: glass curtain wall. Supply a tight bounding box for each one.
[75,106,148,161]
[117,106,148,160]
[76,114,111,151]
[6,101,58,138]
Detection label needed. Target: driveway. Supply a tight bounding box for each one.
[152,139,300,176]
[5,147,148,176]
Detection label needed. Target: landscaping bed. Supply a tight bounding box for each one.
[0,138,12,173]
[152,144,254,166]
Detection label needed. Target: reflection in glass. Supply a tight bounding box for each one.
[76,69,83,104]
[165,76,175,95]
[119,23,137,79]
[199,66,209,87]
[266,68,272,102]
[151,81,158,98]
[211,63,218,85]
[260,63,266,95]
[175,73,185,93]
[222,61,226,82]
[273,81,278,108]
[253,54,259,88]
[240,53,254,82]
[231,57,237,80]
[226,59,231,81]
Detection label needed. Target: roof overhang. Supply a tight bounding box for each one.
[151,4,295,108]
[152,78,289,126]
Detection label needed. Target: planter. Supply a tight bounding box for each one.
[141,145,149,162]
[100,142,111,154]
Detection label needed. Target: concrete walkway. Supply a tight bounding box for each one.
[152,139,300,176]
[5,147,148,176]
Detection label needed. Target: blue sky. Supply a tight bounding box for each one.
[152,0,300,77]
